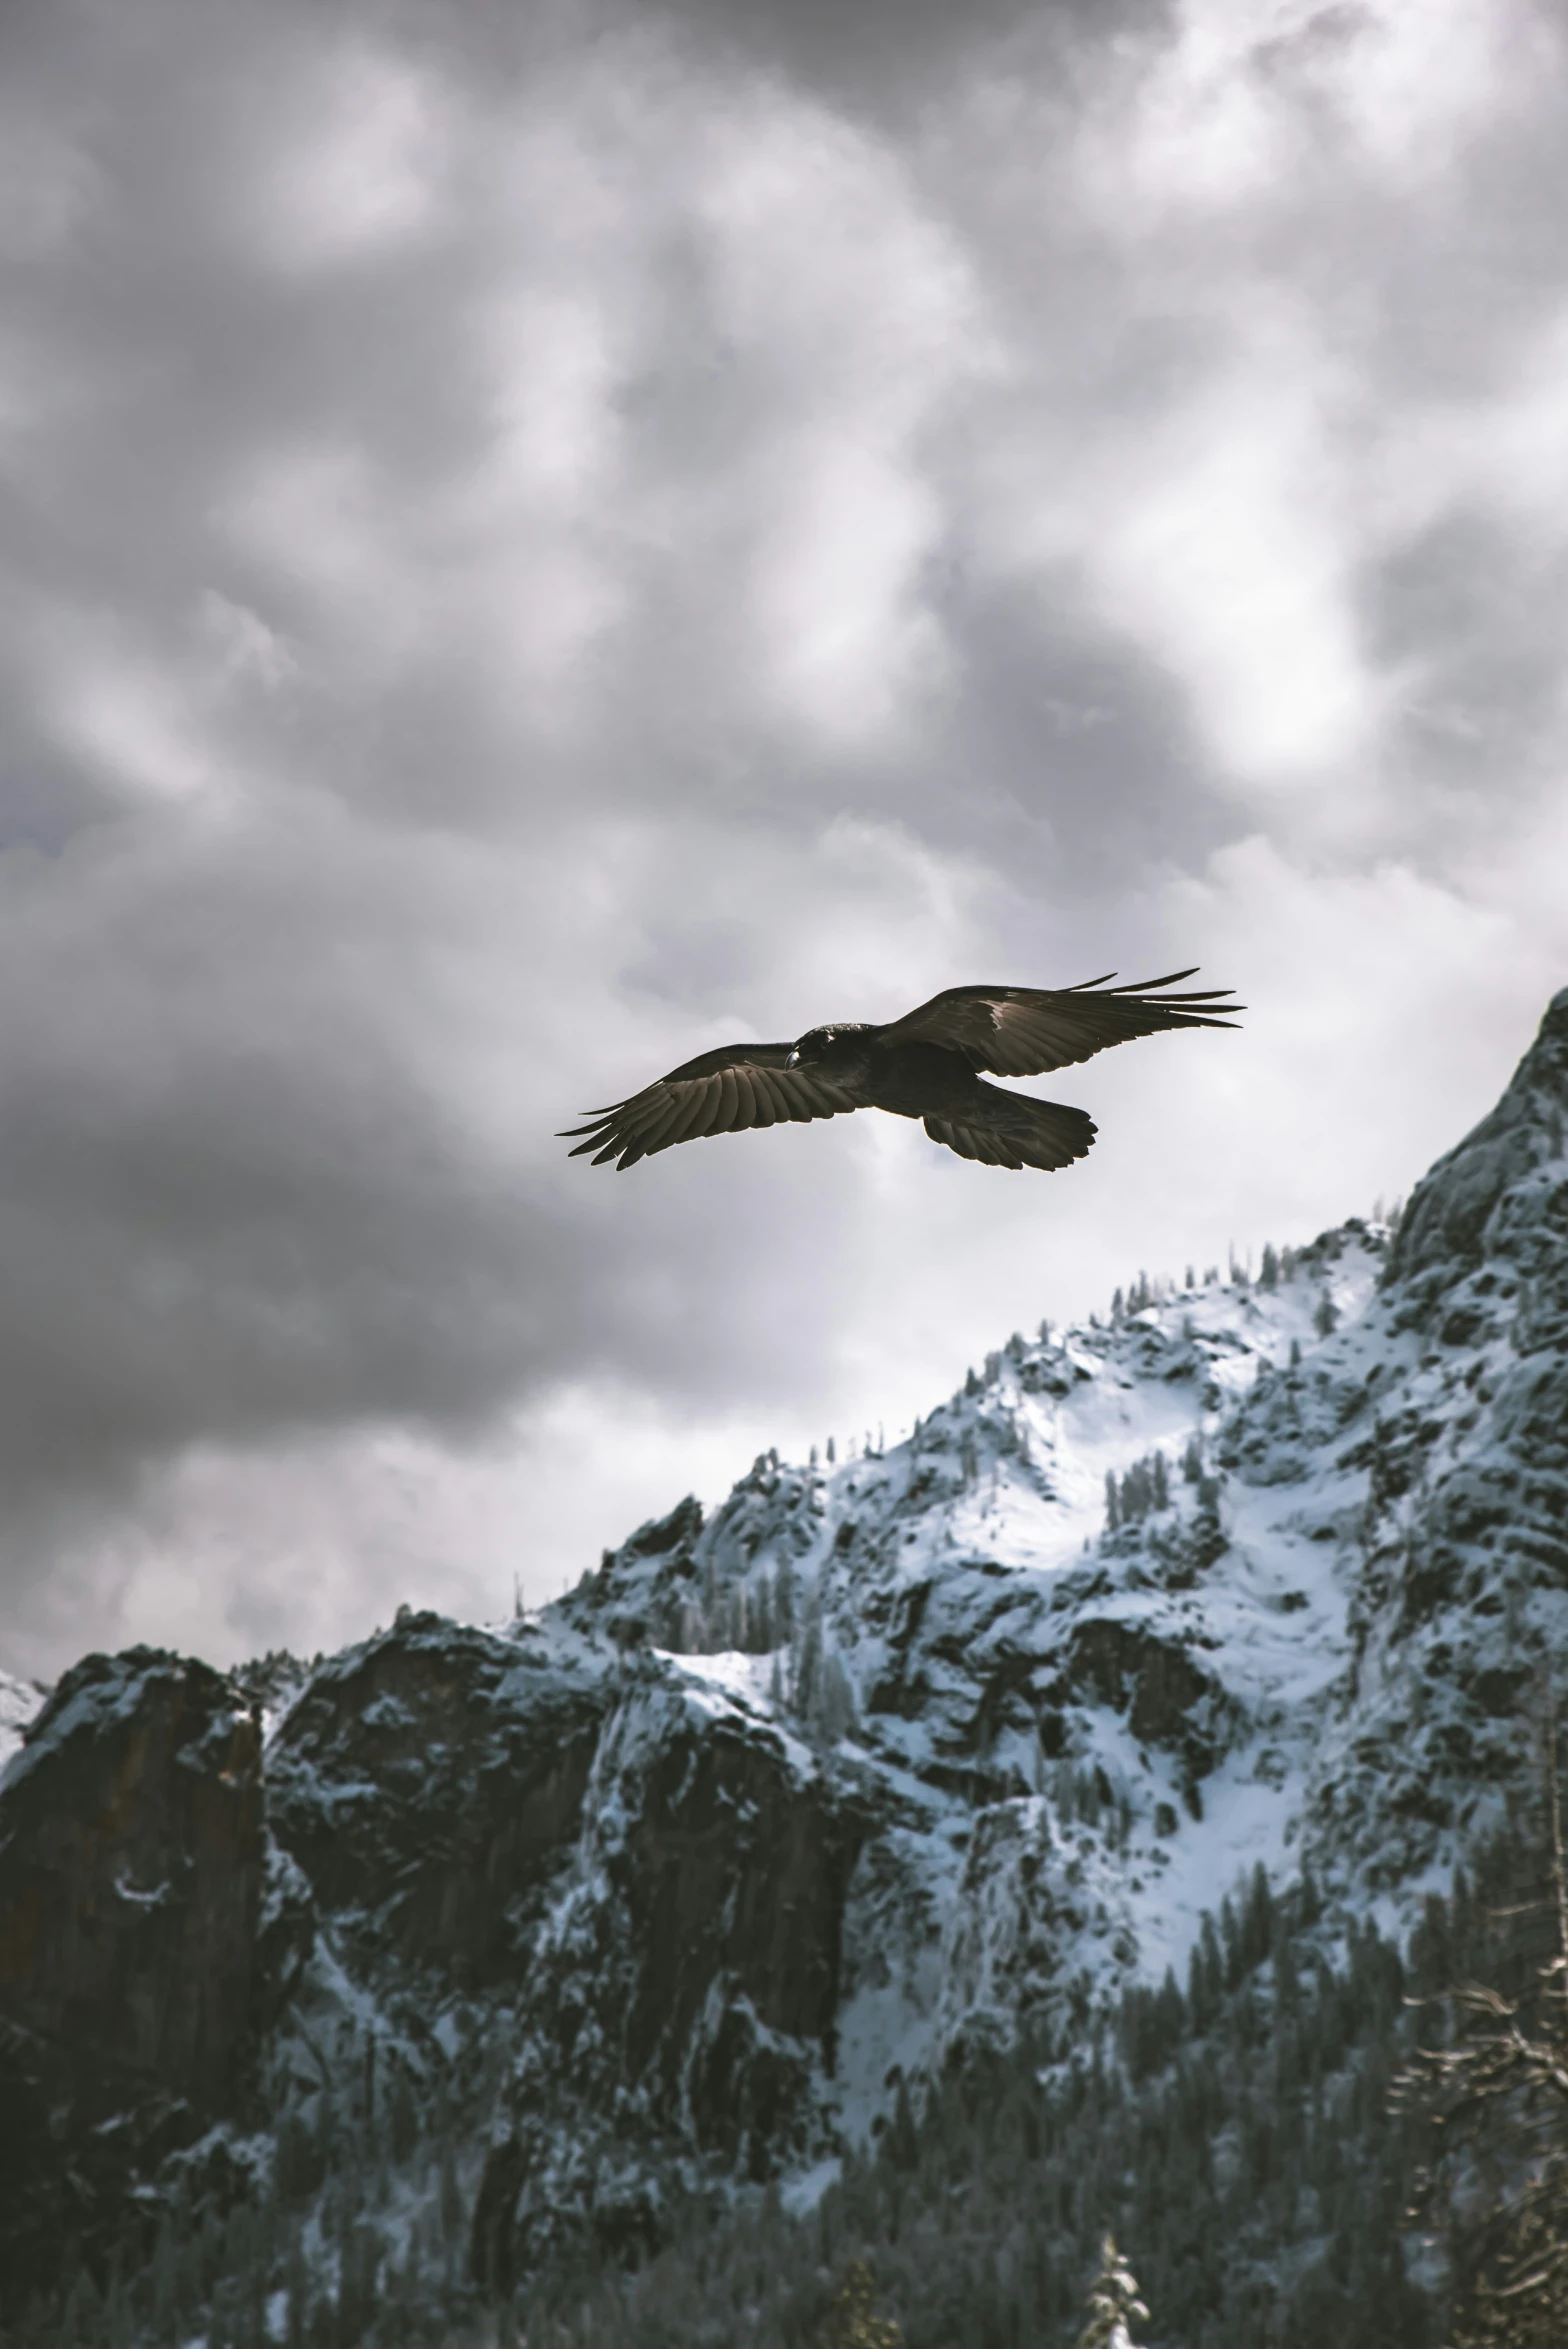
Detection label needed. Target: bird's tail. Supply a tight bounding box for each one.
[924,1085,1096,1171]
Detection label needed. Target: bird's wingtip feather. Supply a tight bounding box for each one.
[1115,966,1201,992]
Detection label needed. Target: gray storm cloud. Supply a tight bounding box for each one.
[0,0,1564,1675]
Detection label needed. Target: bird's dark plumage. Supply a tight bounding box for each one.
[559,969,1241,1172]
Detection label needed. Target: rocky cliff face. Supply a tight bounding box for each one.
[0,1651,266,2302]
[1,990,1565,2329]
[1307,984,1568,1883]
[265,1615,608,1987]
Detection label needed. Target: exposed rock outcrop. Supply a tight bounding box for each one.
[0,1647,264,2100]
[1388,984,1568,1298]
[0,1650,265,2306]
[266,1612,607,1984]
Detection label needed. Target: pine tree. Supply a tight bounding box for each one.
[284,2232,310,2349]
[151,2214,178,2341]
[794,1598,823,1721]
[439,2140,465,2247]
[815,1651,858,1746]
[775,1557,796,1644]
[818,2259,903,2346]
[1077,2233,1150,2349]
[1398,1698,1568,2344]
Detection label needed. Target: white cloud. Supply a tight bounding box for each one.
[1381,306,1568,551]
[1083,0,1293,220]
[1286,0,1550,186]
[749,434,949,747]
[37,613,219,805]
[690,98,985,746]
[1083,311,1378,788]
[1077,0,1548,228]
[249,39,454,271]
[476,289,621,517]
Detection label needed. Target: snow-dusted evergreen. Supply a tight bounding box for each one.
[1077,2235,1150,2349]
[2,986,1566,2346]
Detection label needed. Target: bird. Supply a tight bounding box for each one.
[559,968,1241,1174]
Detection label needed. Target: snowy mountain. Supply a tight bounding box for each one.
[0,1669,45,1779]
[1,986,1565,2341]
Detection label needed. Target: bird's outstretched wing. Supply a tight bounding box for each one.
[558,1043,857,1171]
[924,1085,1097,1172]
[880,968,1241,1079]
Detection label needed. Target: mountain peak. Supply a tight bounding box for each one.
[1388,985,1568,1292]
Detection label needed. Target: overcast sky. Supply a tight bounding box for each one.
[2,0,1565,1680]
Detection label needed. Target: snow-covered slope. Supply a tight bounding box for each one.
[539,983,1568,2148]
[2,987,1564,2324]
[0,1667,46,1777]
[547,1220,1381,2132]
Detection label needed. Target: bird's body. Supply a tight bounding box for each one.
[803,1030,942,1109]
[560,969,1240,1173]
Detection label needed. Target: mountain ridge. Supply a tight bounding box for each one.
[1,987,1565,2337]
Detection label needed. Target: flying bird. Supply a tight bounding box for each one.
[560,969,1241,1173]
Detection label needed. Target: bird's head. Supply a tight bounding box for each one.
[786,1026,838,1069]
